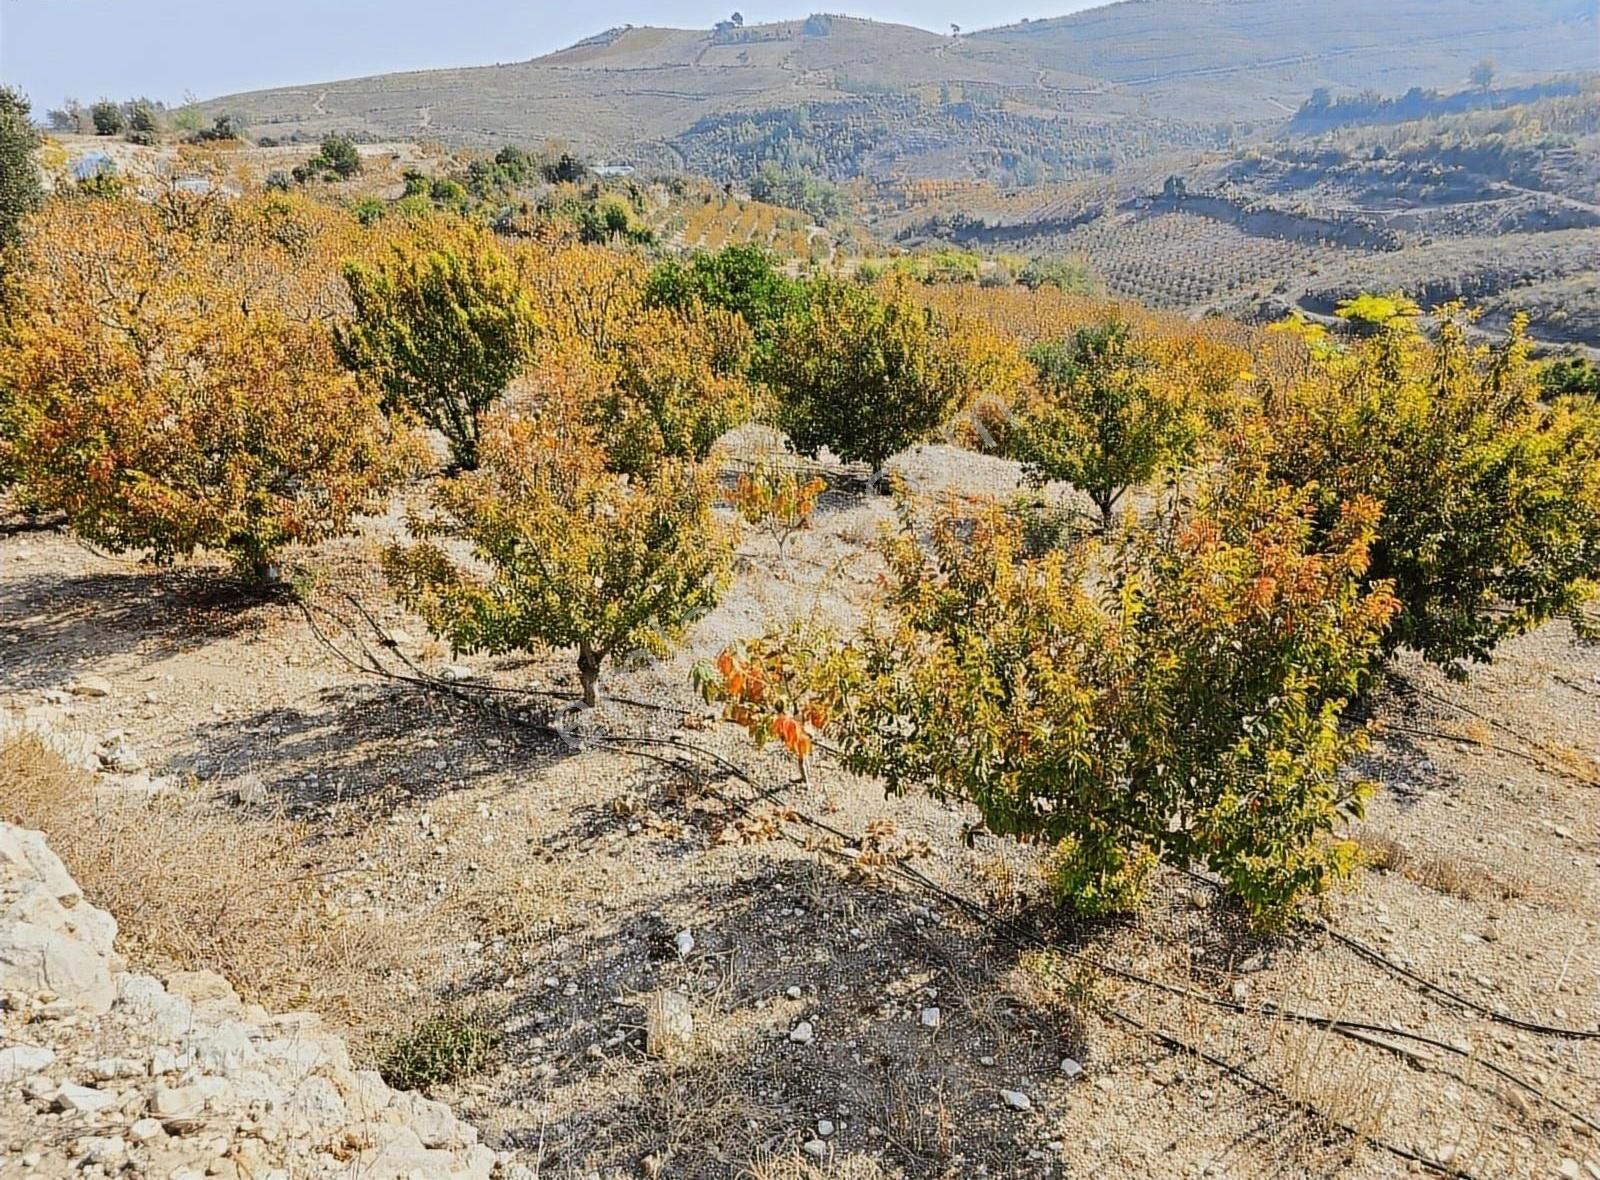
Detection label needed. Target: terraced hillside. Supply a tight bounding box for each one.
[890,80,1600,348]
[200,0,1599,181]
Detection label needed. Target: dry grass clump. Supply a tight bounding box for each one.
[740,1150,890,1180]
[1356,830,1530,902]
[1274,1021,1397,1141]
[0,733,422,1030]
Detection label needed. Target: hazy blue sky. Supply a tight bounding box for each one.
[0,1,1104,110]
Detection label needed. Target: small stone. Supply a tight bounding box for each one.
[645,991,695,1059]
[0,1044,55,1081]
[128,1117,164,1143]
[150,1084,207,1119]
[384,628,417,647]
[99,740,145,773]
[86,1057,146,1081]
[785,986,803,1000]
[920,1007,941,1029]
[1000,1089,1033,1112]
[1060,1057,1084,1079]
[817,1119,835,1137]
[1558,1161,1581,1180]
[439,665,476,683]
[78,1136,126,1166]
[674,929,695,958]
[789,1020,815,1045]
[979,1055,996,1067]
[68,675,113,698]
[56,1082,116,1114]
[802,1139,828,1159]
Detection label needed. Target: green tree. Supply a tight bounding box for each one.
[90,99,125,136]
[644,244,803,355]
[1541,354,1600,398]
[384,413,732,706]
[770,279,1022,487]
[1017,257,1101,295]
[0,88,43,257]
[1012,320,1199,530]
[707,473,1397,925]
[1258,309,1600,675]
[319,134,362,178]
[125,99,161,144]
[1470,58,1496,89]
[337,230,536,471]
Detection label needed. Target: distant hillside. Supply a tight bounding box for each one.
[202,1,1599,182]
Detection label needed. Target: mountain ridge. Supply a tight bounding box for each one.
[199,0,1600,182]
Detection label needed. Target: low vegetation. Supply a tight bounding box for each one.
[0,146,1595,926]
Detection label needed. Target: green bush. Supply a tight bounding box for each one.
[0,87,43,257]
[90,99,124,136]
[1258,309,1600,675]
[644,243,803,356]
[337,227,536,471]
[769,278,1026,485]
[377,1012,499,1093]
[712,469,1397,925]
[1012,320,1199,530]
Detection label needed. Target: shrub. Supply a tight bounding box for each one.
[726,461,827,567]
[0,86,43,257]
[540,152,588,184]
[1017,257,1101,296]
[769,278,1027,486]
[1334,291,1419,336]
[318,133,362,178]
[350,196,387,225]
[593,304,760,474]
[694,624,843,783]
[294,133,362,182]
[384,412,732,706]
[191,114,245,143]
[1542,354,1600,398]
[707,471,1397,925]
[1256,309,1600,675]
[644,243,803,354]
[337,227,536,471]
[125,99,161,144]
[378,1012,499,1092]
[0,192,421,582]
[1012,320,1200,530]
[90,99,124,136]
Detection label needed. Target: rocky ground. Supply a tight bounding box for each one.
[1,444,1598,1179]
[0,820,501,1179]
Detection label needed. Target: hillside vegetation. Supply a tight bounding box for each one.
[197,0,1598,180]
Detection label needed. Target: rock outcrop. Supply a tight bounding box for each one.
[0,821,498,1179]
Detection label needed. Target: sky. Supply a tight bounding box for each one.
[0,0,1105,111]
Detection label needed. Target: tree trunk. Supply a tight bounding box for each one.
[1095,489,1122,534]
[577,642,602,708]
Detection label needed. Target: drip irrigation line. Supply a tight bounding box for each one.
[1173,865,1600,1042]
[293,611,1589,1163]
[595,732,1505,1176]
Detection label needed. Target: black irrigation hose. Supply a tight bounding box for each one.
[593,733,1497,1177]
[296,604,1588,1165]
[1105,1011,1481,1180]
[1172,864,1600,1043]
[1375,676,1599,787]
[1323,921,1600,1043]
